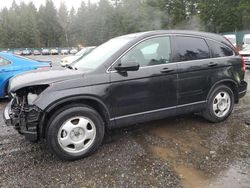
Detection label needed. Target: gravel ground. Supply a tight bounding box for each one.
[0,56,249,187]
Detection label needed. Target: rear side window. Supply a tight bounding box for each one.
[175,36,210,62]
[207,40,234,57]
[0,57,10,66]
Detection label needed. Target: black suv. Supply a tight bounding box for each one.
[4,30,247,160]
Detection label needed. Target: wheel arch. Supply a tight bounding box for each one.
[207,79,239,103]
[39,95,112,139]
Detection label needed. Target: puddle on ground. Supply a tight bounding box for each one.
[149,145,210,188]
[150,146,177,160]
[150,123,209,154]
[141,117,250,188]
[175,165,209,188]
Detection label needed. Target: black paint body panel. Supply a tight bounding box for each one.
[5,30,247,139]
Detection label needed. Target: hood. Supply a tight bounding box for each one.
[9,68,87,92]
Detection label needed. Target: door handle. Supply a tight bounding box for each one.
[208,62,218,67]
[161,68,174,73]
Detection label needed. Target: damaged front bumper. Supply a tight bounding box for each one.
[3,99,42,142]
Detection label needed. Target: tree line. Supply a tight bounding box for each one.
[0,0,250,48]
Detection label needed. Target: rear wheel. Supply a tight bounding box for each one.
[203,85,234,123]
[46,105,105,160]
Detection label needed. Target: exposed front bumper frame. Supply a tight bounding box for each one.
[3,100,41,142]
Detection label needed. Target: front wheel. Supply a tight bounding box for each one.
[46,105,105,160]
[203,85,234,123]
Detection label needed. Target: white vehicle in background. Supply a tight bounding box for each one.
[224,34,237,47]
[70,48,78,54]
[242,34,250,48]
[41,49,50,55]
[61,46,96,67]
[239,34,250,69]
[50,48,59,55]
[60,49,69,55]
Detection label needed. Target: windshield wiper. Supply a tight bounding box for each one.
[65,64,73,69]
[65,64,77,70]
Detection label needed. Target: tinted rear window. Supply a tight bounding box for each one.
[175,36,210,62]
[207,40,234,57]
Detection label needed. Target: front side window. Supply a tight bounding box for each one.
[175,36,210,62]
[0,57,10,66]
[207,40,234,57]
[120,36,172,67]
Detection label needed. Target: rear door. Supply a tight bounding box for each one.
[109,36,178,125]
[174,35,212,107]
[206,39,242,83]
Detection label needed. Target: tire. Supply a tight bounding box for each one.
[203,85,234,123]
[46,105,105,161]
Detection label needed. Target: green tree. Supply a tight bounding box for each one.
[18,2,40,47]
[239,0,250,30]
[68,7,79,46]
[38,0,63,47]
[58,2,69,46]
[197,0,241,32]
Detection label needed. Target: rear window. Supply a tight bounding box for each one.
[175,36,210,62]
[207,40,234,57]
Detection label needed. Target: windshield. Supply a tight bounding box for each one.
[73,38,132,70]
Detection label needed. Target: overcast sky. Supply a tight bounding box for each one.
[0,0,100,10]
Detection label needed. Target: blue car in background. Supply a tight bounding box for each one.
[0,52,51,98]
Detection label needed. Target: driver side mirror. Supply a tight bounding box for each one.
[115,61,140,72]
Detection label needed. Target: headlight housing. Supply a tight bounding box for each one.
[15,85,50,105]
[27,93,39,105]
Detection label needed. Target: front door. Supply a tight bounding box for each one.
[109,36,178,126]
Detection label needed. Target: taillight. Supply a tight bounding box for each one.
[241,55,246,72]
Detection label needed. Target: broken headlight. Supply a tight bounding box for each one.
[15,85,50,105]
